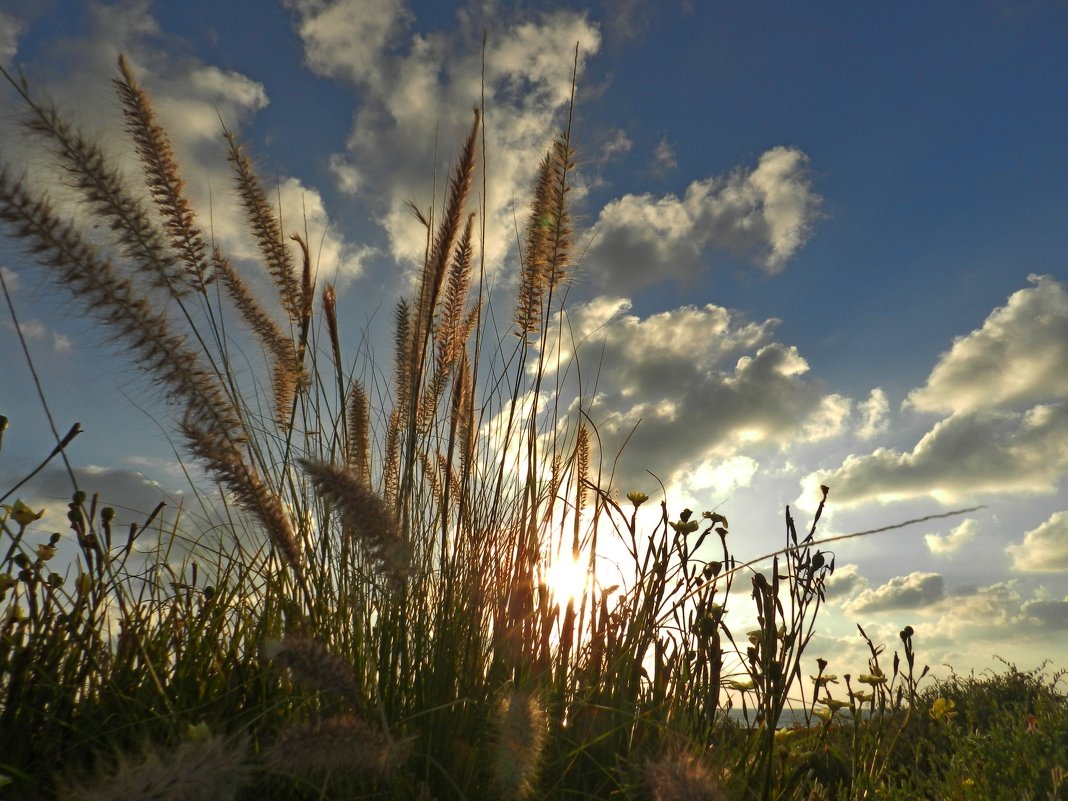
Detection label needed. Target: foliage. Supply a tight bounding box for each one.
[1,57,1065,801]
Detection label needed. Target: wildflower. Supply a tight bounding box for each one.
[627,491,648,507]
[36,543,57,561]
[747,630,763,646]
[702,511,728,527]
[929,697,956,721]
[2,499,44,527]
[820,698,849,713]
[670,519,699,535]
[812,706,836,722]
[811,674,839,687]
[726,679,754,691]
[0,573,15,593]
[849,690,873,704]
[857,672,887,686]
[186,722,212,743]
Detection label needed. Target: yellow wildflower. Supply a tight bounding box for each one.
[811,674,839,687]
[2,500,44,527]
[626,491,648,507]
[726,679,754,691]
[820,698,849,712]
[930,697,956,721]
[36,544,57,562]
[857,672,887,686]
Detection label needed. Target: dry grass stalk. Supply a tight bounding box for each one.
[211,247,306,424]
[0,62,305,574]
[346,380,372,484]
[266,713,407,781]
[10,74,189,297]
[60,735,250,801]
[263,635,358,699]
[514,136,574,342]
[412,110,480,368]
[491,689,548,801]
[113,54,211,291]
[183,422,301,570]
[224,131,302,325]
[0,171,242,447]
[646,753,729,801]
[301,458,409,584]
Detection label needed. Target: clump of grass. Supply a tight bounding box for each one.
[1,54,1061,801]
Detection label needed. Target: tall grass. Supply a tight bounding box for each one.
[1,57,1065,801]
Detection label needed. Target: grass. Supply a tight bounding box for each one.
[1,56,1066,801]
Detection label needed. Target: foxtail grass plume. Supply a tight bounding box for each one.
[491,689,548,800]
[263,635,359,699]
[300,458,410,584]
[646,752,729,801]
[60,735,250,801]
[265,713,408,781]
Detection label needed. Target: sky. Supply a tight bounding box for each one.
[1,0,1067,685]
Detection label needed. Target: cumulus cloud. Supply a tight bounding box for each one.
[1019,596,1068,630]
[927,581,1068,637]
[1007,511,1068,573]
[844,571,945,615]
[284,0,411,88]
[855,388,889,439]
[925,518,978,556]
[0,11,23,68]
[541,296,853,491]
[823,563,869,602]
[907,275,1068,415]
[285,2,601,279]
[582,147,821,292]
[802,403,1068,508]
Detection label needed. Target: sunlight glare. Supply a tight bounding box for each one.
[545,554,588,605]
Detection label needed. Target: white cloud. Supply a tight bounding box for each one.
[284,0,412,88]
[844,571,945,615]
[289,4,601,279]
[541,296,854,492]
[1019,595,1068,630]
[1007,511,1068,573]
[601,129,632,160]
[823,562,869,602]
[802,403,1068,508]
[0,11,24,68]
[582,147,821,292]
[907,275,1068,415]
[924,518,978,556]
[2,318,73,353]
[855,387,889,440]
[652,137,677,172]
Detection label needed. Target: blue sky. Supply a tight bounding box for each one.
[2,0,1067,680]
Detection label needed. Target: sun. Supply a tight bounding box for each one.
[544,554,589,605]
